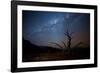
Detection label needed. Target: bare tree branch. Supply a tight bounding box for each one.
[62,41,67,49]
[70,32,74,36]
[73,42,83,48]
[50,42,64,49]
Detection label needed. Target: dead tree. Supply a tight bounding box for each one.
[64,30,74,49]
[64,28,74,53]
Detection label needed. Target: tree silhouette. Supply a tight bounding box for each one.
[64,30,74,52]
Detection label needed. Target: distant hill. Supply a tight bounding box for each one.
[23,38,62,53]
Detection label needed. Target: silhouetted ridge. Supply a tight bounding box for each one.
[22,38,63,59]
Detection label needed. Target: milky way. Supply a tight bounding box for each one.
[22,10,90,48]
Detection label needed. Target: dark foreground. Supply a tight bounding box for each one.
[22,39,90,62]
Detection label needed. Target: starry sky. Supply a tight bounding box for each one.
[22,10,90,48]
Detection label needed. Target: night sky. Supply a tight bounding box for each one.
[22,10,90,49]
